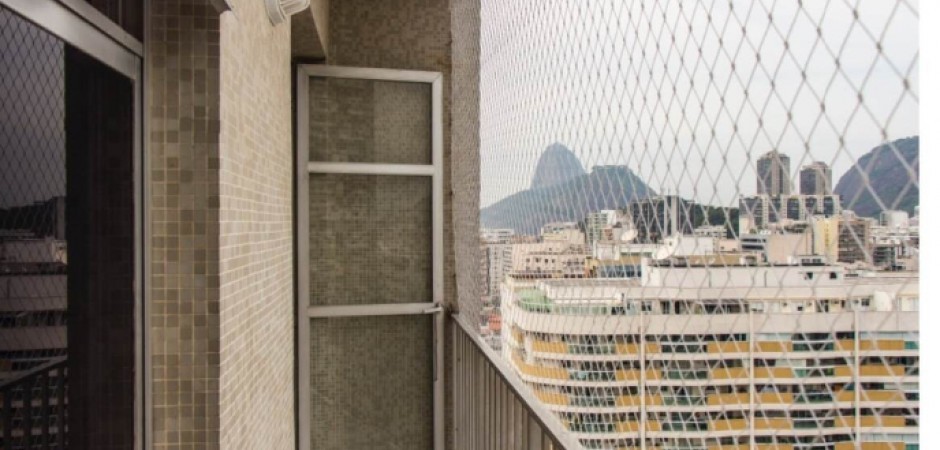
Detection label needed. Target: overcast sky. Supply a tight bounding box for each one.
[480,0,919,208]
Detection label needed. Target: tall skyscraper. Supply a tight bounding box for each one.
[756,150,791,195]
[800,161,833,195]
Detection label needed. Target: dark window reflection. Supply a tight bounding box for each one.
[1,6,136,449]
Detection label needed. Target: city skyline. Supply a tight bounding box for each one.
[481,0,918,208]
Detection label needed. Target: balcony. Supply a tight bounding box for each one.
[615,394,663,407]
[835,416,908,428]
[707,392,749,406]
[533,340,569,354]
[663,369,711,380]
[754,418,793,430]
[836,339,907,351]
[512,355,570,380]
[754,367,795,379]
[710,418,749,431]
[711,367,749,379]
[834,390,908,402]
[616,343,661,355]
[615,369,662,381]
[708,342,750,354]
[662,395,708,406]
[0,0,922,449]
[834,443,905,450]
[756,341,794,353]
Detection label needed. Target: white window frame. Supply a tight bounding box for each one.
[295,64,445,450]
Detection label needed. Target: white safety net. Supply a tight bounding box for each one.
[475,1,919,449]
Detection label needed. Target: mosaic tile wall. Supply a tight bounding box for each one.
[147,1,222,448]
[309,315,434,449]
[327,0,455,305]
[304,1,458,448]
[144,0,478,448]
[217,0,294,448]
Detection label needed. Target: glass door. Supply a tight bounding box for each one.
[296,65,444,450]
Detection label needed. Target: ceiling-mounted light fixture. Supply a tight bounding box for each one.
[266,0,310,26]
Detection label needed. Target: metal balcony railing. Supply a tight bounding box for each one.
[453,316,583,449]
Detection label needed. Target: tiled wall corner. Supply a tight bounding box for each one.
[147,1,222,448]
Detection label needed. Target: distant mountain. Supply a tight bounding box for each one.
[481,165,655,234]
[530,143,586,189]
[834,137,919,217]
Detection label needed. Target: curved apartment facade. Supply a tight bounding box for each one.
[502,262,919,450]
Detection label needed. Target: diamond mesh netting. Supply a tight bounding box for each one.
[0,7,68,449]
[474,1,919,449]
[1,6,137,448]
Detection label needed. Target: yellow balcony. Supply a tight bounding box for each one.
[534,390,568,405]
[708,392,749,406]
[835,390,907,402]
[756,391,793,404]
[710,418,748,431]
[531,340,567,354]
[837,339,906,351]
[836,364,908,377]
[756,341,792,353]
[615,342,661,355]
[615,421,642,433]
[753,367,793,379]
[707,391,794,404]
[709,445,794,450]
[754,417,791,430]
[860,364,908,377]
[615,394,662,407]
[708,341,750,354]
[615,369,661,381]
[708,444,793,450]
[711,367,749,379]
[836,416,907,428]
[835,443,904,450]
[511,355,568,380]
[861,390,907,402]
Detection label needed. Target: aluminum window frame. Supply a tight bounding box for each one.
[296,64,445,450]
[0,1,146,449]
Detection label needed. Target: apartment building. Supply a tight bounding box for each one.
[503,261,919,450]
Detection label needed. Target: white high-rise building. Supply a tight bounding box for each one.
[503,260,919,450]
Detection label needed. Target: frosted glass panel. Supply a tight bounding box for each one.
[308,173,432,306]
[308,77,432,164]
[309,315,433,450]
